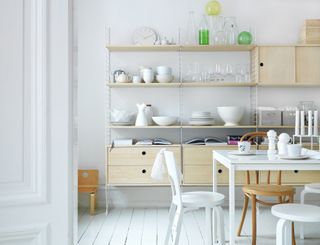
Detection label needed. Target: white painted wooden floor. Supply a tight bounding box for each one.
[78,208,320,245]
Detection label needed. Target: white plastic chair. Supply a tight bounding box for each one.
[272,203,320,245]
[300,183,320,239]
[163,150,225,245]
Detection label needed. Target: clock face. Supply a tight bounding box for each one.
[132,27,158,45]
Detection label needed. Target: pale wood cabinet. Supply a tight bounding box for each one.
[182,145,248,185]
[259,46,295,85]
[296,46,320,84]
[106,145,181,185]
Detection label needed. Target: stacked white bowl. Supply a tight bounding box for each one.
[189,111,215,126]
[156,66,174,83]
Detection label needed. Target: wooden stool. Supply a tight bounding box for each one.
[78,170,99,215]
[272,204,320,245]
[300,183,320,239]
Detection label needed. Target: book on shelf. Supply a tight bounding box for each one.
[185,137,226,145]
[113,139,133,146]
[227,135,242,145]
[135,138,173,145]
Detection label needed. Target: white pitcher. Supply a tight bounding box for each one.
[135,103,148,126]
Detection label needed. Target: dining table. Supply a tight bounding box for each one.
[212,150,320,245]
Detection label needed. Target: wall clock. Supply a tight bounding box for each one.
[132,27,158,45]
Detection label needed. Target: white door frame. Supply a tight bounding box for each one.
[0,0,76,244]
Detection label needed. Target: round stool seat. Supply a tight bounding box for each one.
[272,204,320,223]
[182,191,225,207]
[305,183,320,193]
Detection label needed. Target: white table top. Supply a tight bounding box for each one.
[213,150,320,170]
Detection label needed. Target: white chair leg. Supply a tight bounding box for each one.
[172,207,183,245]
[276,219,289,245]
[215,206,225,245]
[300,189,306,240]
[205,207,213,245]
[164,203,177,245]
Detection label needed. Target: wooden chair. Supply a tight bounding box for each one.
[78,170,99,215]
[237,132,296,245]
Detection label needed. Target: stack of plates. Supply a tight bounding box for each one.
[189,111,215,126]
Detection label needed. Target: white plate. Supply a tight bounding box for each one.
[111,121,134,126]
[278,155,309,160]
[229,151,256,156]
[189,120,215,126]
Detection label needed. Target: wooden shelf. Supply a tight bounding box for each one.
[108,125,181,129]
[258,125,294,129]
[182,125,257,129]
[106,44,256,52]
[182,82,257,87]
[105,144,181,148]
[107,83,181,88]
[106,45,180,52]
[180,45,256,52]
[258,83,320,87]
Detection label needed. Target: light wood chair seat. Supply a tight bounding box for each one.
[78,187,97,193]
[237,132,296,245]
[243,184,295,197]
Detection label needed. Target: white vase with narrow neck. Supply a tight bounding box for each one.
[135,103,148,126]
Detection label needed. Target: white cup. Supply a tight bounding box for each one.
[132,75,142,83]
[287,144,302,157]
[143,70,154,83]
[277,142,288,155]
[238,141,251,153]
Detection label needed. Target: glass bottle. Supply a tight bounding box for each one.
[186,11,197,45]
[199,15,209,45]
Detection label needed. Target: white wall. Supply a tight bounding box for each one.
[77,0,320,208]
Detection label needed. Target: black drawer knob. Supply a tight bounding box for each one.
[141,151,146,156]
[294,170,299,173]
[142,169,147,174]
[260,62,264,67]
[218,169,223,174]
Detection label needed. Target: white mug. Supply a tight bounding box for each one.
[287,144,302,157]
[132,75,142,83]
[238,141,251,153]
[143,70,154,83]
[277,142,288,155]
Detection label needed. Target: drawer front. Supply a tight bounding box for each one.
[183,146,237,166]
[261,170,320,185]
[183,165,247,185]
[107,146,181,166]
[107,165,181,185]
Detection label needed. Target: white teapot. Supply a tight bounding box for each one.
[277,133,291,155]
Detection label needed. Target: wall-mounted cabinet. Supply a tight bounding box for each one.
[296,46,320,84]
[259,46,295,85]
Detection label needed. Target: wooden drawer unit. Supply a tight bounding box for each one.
[296,46,320,84]
[261,170,320,185]
[108,165,171,185]
[183,145,247,185]
[107,146,181,166]
[106,145,181,185]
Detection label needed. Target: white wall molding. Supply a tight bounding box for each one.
[0,0,48,207]
[0,224,48,244]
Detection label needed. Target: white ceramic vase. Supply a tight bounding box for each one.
[135,103,148,126]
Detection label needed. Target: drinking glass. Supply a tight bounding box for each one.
[225,64,234,81]
[235,64,245,83]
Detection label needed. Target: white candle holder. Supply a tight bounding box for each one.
[293,135,320,151]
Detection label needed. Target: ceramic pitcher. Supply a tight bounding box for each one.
[135,103,148,126]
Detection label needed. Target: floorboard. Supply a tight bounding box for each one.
[77,207,320,245]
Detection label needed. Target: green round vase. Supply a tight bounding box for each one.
[237,31,253,45]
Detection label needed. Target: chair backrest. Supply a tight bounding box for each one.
[78,170,99,188]
[163,151,182,207]
[241,132,282,185]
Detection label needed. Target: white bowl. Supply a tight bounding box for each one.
[217,106,244,126]
[157,66,172,75]
[152,116,177,126]
[156,74,174,83]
